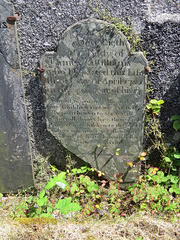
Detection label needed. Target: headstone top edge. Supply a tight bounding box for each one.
[41,18,138,60]
[62,18,131,50]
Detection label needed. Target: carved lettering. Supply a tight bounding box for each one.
[40,19,148,181]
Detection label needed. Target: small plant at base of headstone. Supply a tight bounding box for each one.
[10,158,180,220]
[145,97,166,158]
[145,97,180,187]
[129,167,180,214]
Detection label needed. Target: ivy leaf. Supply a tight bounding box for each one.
[135,237,143,240]
[37,196,48,207]
[173,121,180,131]
[70,183,79,194]
[39,189,46,199]
[165,157,171,162]
[169,185,180,194]
[45,180,56,190]
[140,203,147,210]
[171,115,180,120]
[157,100,164,105]
[174,153,180,159]
[170,176,179,184]
[146,104,151,109]
[56,197,81,215]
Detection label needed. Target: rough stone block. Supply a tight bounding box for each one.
[0,0,34,193]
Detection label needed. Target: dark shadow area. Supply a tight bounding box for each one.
[160,73,180,149]
[141,21,180,165]
[26,71,88,172]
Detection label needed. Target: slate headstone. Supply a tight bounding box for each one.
[0,0,34,192]
[40,19,148,182]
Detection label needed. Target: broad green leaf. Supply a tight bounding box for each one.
[173,121,180,131]
[56,197,81,214]
[37,196,48,207]
[45,180,56,190]
[172,166,178,171]
[174,153,180,159]
[157,100,164,105]
[27,196,33,203]
[170,176,179,184]
[152,106,160,110]
[135,237,143,240]
[70,183,79,194]
[36,208,42,214]
[39,189,46,199]
[174,188,180,194]
[45,172,66,190]
[165,157,171,162]
[169,185,180,194]
[171,115,180,120]
[153,109,160,114]
[56,197,72,212]
[45,176,59,189]
[89,184,99,192]
[47,206,53,213]
[57,172,67,180]
[157,171,164,177]
[80,175,90,184]
[108,190,114,196]
[146,104,151,109]
[140,203,147,210]
[40,213,53,218]
[68,202,81,212]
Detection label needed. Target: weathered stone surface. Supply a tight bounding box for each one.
[41,19,148,181]
[0,0,34,193]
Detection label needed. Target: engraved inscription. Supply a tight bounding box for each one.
[41,19,148,181]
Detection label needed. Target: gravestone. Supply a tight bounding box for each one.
[0,0,34,192]
[40,19,148,182]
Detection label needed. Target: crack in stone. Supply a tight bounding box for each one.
[0,50,19,69]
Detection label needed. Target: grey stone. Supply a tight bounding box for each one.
[40,19,148,181]
[6,0,179,180]
[0,0,33,193]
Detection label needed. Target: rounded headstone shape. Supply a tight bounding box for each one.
[40,19,148,181]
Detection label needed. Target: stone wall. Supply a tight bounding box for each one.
[8,0,180,167]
